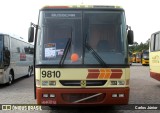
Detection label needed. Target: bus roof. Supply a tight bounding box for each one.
[40,5,124,11]
[151,31,160,35]
[0,33,33,45]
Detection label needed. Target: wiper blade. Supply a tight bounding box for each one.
[85,43,106,66]
[59,38,71,65]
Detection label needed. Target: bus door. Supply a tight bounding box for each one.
[3,35,10,68]
[0,36,3,68]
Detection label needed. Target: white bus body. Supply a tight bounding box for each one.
[0,34,33,85]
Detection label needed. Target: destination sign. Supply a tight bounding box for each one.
[45,13,81,18]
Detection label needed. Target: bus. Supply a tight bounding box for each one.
[0,33,33,85]
[149,31,160,81]
[132,52,136,63]
[129,51,132,65]
[28,5,134,105]
[141,50,149,66]
[135,52,141,63]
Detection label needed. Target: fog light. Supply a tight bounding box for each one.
[110,81,117,85]
[112,94,118,98]
[42,94,48,98]
[119,94,124,97]
[50,94,56,98]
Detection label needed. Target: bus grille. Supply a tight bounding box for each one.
[62,93,106,103]
[59,80,107,86]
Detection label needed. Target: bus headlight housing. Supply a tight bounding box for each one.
[117,81,125,85]
[42,81,48,86]
[49,81,56,86]
[110,81,117,85]
[110,80,125,85]
[42,81,56,86]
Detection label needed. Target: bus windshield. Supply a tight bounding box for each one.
[36,10,127,66]
[136,53,141,58]
[0,35,3,66]
[142,51,149,59]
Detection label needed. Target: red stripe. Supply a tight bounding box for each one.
[87,73,99,78]
[111,69,122,73]
[88,69,100,73]
[110,73,122,78]
[150,72,160,81]
[87,69,100,78]
[110,69,122,78]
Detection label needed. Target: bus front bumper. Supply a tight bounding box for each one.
[36,87,129,105]
[142,60,149,65]
[150,72,160,81]
[0,69,5,84]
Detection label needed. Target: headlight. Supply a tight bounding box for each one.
[110,81,117,85]
[49,81,56,86]
[110,80,125,85]
[118,81,125,85]
[42,81,49,86]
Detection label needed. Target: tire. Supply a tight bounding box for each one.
[7,74,14,85]
[27,66,33,77]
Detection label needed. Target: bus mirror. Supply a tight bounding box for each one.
[28,27,34,42]
[128,30,134,45]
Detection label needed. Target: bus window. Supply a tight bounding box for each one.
[0,35,3,67]
[150,31,160,81]
[150,34,155,51]
[155,33,160,51]
[36,11,82,64]
[84,11,126,64]
[4,35,10,66]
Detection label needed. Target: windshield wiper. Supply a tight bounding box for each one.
[85,42,106,66]
[84,34,106,66]
[59,38,71,65]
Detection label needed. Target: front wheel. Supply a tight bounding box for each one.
[27,66,33,77]
[7,74,14,85]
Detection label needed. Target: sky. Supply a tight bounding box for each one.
[0,0,160,44]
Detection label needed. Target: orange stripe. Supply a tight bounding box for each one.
[98,69,105,79]
[104,69,111,79]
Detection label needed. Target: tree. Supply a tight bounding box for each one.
[129,40,149,53]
